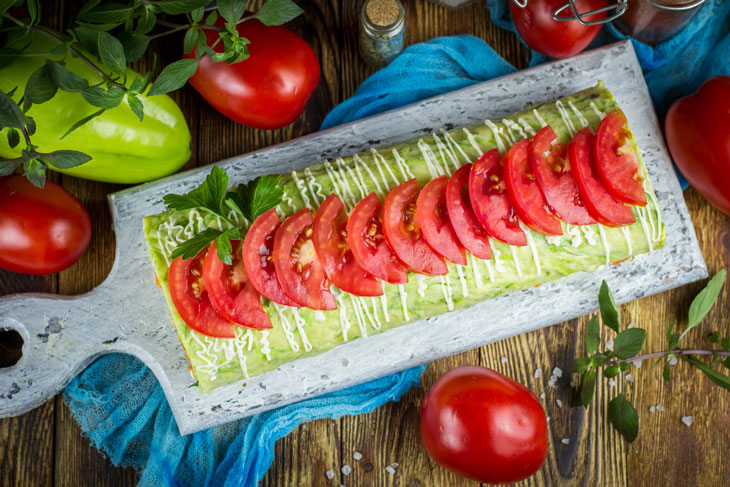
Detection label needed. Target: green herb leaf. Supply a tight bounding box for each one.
[81,86,125,109]
[73,27,101,55]
[79,2,135,24]
[147,58,200,96]
[191,6,205,22]
[183,27,199,55]
[0,89,25,130]
[163,166,230,218]
[49,43,69,56]
[599,280,620,333]
[127,92,144,121]
[721,338,730,352]
[24,64,57,105]
[149,0,212,15]
[667,321,680,350]
[687,270,726,330]
[593,352,608,367]
[608,394,639,442]
[586,315,600,355]
[97,31,127,75]
[723,357,730,371]
[0,0,17,16]
[60,109,105,140]
[569,357,591,373]
[0,159,20,177]
[228,174,284,222]
[218,0,247,24]
[27,0,39,25]
[254,0,304,26]
[215,227,243,265]
[663,362,671,382]
[687,355,730,392]
[604,365,620,378]
[6,129,20,148]
[135,8,156,35]
[618,361,632,371]
[46,60,90,92]
[612,328,646,360]
[25,117,36,135]
[40,150,92,169]
[119,32,150,63]
[580,369,597,408]
[169,227,223,261]
[22,157,46,188]
[129,75,143,93]
[205,10,219,25]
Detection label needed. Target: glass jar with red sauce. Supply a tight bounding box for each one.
[612,0,708,45]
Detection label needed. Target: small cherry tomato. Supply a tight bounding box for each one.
[569,128,635,226]
[312,194,383,297]
[594,111,647,206]
[416,175,467,266]
[445,164,491,260]
[273,208,336,310]
[0,175,91,274]
[420,365,548,484]
[468,149,526,246]
[168,249,236,338]
[529,125,595,225]
[504,138,563,236]
[242,208,298,306]
[383,179,447,276]
[347,192,408,284]
[203,240,272,329]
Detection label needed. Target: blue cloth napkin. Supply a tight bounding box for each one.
[65,6,730,485]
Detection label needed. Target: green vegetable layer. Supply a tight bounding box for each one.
[144,82,665,393]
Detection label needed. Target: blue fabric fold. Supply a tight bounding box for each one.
[65,6,729,485]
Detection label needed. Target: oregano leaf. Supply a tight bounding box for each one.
[569,357,591,373]
[687,270,726,330]
[6,128,20,148]
[613,328,646,360]
[586,315,600,355]
[599,280,620,333]
[687,356,730,392]
[217,0,247,24]
[81,86,125,109]
[608,394,639,442]
[22,157,46,188]
[580,368,597,408]
[0,89,25,129]
[663,362,671,382]
[667,321,680,350]
[147,58,200,96]
[40,150,92,169]
[604,365,620,378]
[24,64,57,105]
[60,109,105,140]
[254,0,304,26]
[127,93,144,121]
[0,159,20,177]
[97,31,127,75]
[46,60,90,92]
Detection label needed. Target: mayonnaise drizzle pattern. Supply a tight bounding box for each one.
[353,153,385,197]
[392,148,416,181]
[518,118,537,137]
[337,157,368,200]
[379,284,391,322]
[291,170,313,210]
[441,129,472,164]
[304,167,326,205]
[418,138,448,178]
[439,274,455,311]
[522,224,542,276]
[260,330,272,361]
[589,101,605,120]
[398,284,409,321]
[510,245,523,278]
[463,127,483,155]
[291,308,313,352]
[568,101,589,128]
[503,119,528,141]
[555,100,577,137]
[532,108,548,128]
[485,120,507,154]
[273,303,300,352]
[334,290,352,342]
[371,148,401,188]
[490,238,506,274]
[468,253,484,289]
[433,133,461,174]
[597,225,611,266]
[621,226,633,256]
[416,274,428,297]
[455,264,469,297]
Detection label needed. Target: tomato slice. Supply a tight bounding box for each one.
[445,164,491,260]
[594,111,647,206]
[468,149,526,246]
[383,179,448,276]
[242,208,298,306]
[273,208,337,310]
[504,138,563,236]
[569,128,636,227]
[528,125,596,226]
[203,240,272,329]
[416,175,467,265]
[312,194,383,297]
[168,249,236,338]
[347,192,408,284]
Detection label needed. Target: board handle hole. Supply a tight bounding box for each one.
[0,329,23,368]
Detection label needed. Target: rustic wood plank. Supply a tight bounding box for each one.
[0,400,55,487]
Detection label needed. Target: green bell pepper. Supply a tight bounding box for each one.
[0,34,191,184]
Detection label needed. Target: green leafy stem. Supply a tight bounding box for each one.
[570,270,729,443]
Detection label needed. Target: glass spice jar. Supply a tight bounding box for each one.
[612,0,708,45]
[359,0,406,68]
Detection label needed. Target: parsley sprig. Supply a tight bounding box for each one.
[163,166,283,265]
[570,270,730,442]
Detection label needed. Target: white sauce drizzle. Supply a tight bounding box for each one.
[637,206,654,252]
[304,167,326,206]
[441,129,472,164]
[645,188,663,242]
[597,225,611,266]
[455,264,469,297]
[565,224,583,247]
[416,275,428,297]
[621,226,633,256]
[522,224,542,276]
[546,235,562,246]
[371,148,400,189]
[281,189,298,213]
[433,132,461,174]
[291,170,313,210]
[439,274,455,311]
[518,118,537,136]
[353,153,384,197]
[532,108,548,128]
[369,296,383,329]
[503,119,528,141]
[379,285,390,323]
[418,138,447,178]
[273,303,300,352]
[468,253,484,289]
[490,238,506,274]
[568,100,590,128]
[581,225,599,246]
[398,284,409,321]
[485,120,507,154]
[510,245,523,278]
[349,295,368,338]
[590,101,605,120]
[555,100,577,137]
[392,148,416,181]
[463,127,483,155]
[259,330,272,362]
[337,157,368,200]
[334,290,352,342]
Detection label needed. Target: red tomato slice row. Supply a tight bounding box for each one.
[416,176,467,266]
[594,111,647,206]
[313,194,383,297]
[347,193,408,284]
[445,164,491,260]
[203,240,272,329]
[242,208,298,306]
[528,125,596,226]
[504,138,563,236]
[168,250,236,338]
[569,128,636,227]
[468,149,527,246]
[273,208,337,310]
[383,179,448,276]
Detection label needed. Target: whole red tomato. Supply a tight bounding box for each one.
[0,175,91,274]
[510,0,607,59]
[420,365,548,484]
[665,76,730,215]
[185,17,320,129]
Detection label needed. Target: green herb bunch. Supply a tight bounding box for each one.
[0,0,303,187]
[571,270,729,442]
[163,165,284,264]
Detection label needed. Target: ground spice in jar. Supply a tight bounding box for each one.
[359,0,406,68]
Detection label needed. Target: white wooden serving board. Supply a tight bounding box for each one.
[0,41,706,435]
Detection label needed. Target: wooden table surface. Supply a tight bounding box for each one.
[2,1,729,486]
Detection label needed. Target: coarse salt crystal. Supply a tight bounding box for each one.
[553,367,563,378]
[546,416,551,422]
[609,379,616,387]
[561,438,570,445]
[628,322,637,329]
[669,356,678,366]
[605,339,614,351]
[391,462,399,468]
[540,392,546,399]
[625,373,634,383]
[385,466,396,475]
[353,451,362,461]
[681,415,694,427]
[556,399,563,408]
[341,465,351,476]
[326,469,335,479]
[649,406,656,413]
[656,405,664,412]
[501,357,508,364]
[634,359,642,369]
[534,368,542,379]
